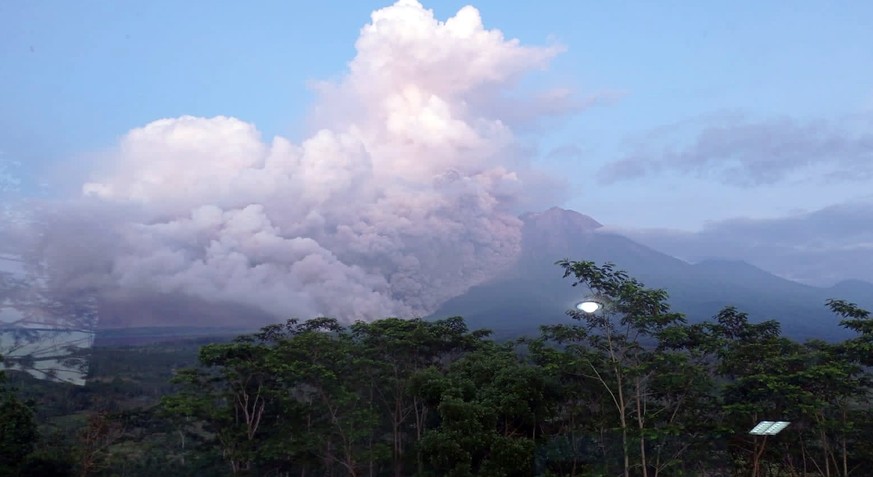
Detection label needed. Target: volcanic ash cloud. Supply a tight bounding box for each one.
[67,1,563,322]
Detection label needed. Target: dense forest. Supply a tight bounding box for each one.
[2,259,872,476]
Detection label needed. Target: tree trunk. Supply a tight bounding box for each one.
[636,377,648,477]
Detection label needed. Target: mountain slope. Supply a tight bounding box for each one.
[432,208,871,341]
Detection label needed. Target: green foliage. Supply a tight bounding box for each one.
[158,316,494,476]
[415,344,549,476]
[0,359,39,476]
[7,259,873,477]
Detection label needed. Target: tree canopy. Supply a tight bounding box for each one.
[4,259,873,477]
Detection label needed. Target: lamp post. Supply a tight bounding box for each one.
[572,294,639,477]
[748,421,790,477]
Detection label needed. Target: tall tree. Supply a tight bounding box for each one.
[350,316,488,477]
[414,343,551,477]
[0,357,39,477]
[162,336,280,474]
[542,260,689,477]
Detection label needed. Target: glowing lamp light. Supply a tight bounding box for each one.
[749,421,790,436]
[575,300,602,314]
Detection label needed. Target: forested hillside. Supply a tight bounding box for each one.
[2,260,872,476]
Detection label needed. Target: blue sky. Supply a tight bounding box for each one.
[3,1,872,226]
[2,1,873,289]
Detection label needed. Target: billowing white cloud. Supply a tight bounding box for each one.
[20,1,567,324]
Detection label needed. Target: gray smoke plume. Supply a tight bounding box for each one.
[3,1,568,326]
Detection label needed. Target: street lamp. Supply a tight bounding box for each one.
[748,421,790,477]
[574,295,608,314]
[749,421,790,436]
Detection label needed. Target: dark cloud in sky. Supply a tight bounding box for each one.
[599,114,873,186]
[615,199,873,286]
